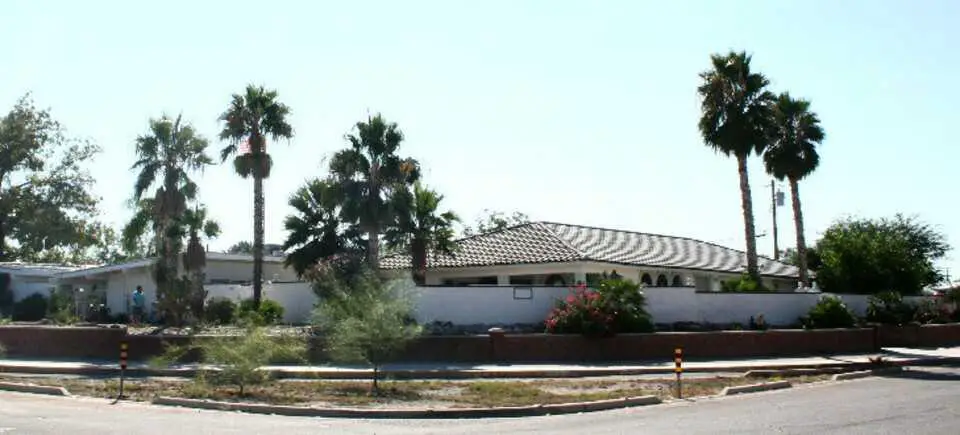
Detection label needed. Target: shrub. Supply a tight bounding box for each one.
[865,291,917,326]
[801,295,856,329]
[46,288,78,324]
[238,298,285,325]
[12,293,48,321]
[720,274,769,292]
[204,298,237,325]
[545,278,654,336]
[152,326,306,396]
[313,269,421,393]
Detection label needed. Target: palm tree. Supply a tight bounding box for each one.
[697,51,775,282]
[218,85,293,309]
[129,114,212,294]
[385,182,460,285]
[763,93,824,287]
[178,205,221,321]
[328,114,419,269]
[282,178,364,277]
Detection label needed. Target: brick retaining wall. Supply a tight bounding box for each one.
[1,324,958,363]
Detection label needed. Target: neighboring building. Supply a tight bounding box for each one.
[51,252,299,318]
[0,262,86,302]
[381,222,801,291]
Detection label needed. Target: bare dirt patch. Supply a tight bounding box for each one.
[0,373,830,409]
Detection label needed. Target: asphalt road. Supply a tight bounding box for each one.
[2,367,958,434]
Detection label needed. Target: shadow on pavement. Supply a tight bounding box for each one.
[878,368,960,382]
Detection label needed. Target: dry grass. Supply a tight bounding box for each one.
[0,373,830,409]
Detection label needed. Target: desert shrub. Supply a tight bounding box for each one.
[238,298,285,325]
[152,326,306,396]
[313,269,421,392]
[865,291,917,326]
[912,298,953,325]
[545,278,654,336]
[204,298,237,325]
[801,295,856,329]
[46,288,78,324]
[720,274,769,292]
[12,293,48,321]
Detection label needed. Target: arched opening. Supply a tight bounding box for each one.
[545,274,566,287]
[656,274,669,287]
[641,273,653,285]
[671,275,683,287]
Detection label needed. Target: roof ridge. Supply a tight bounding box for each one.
[534,222,588,260]
[537,221,790,266]
[453,220,539,243]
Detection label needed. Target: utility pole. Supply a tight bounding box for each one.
[771,180,780,260]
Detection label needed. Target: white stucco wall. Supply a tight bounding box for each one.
[8,276,54,301]
[412,286,572,325]
[191,283,924,328]
[205,282,317,324]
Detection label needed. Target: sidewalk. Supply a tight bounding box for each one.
[1,347,957,380]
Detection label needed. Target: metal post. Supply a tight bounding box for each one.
[771,180,780,260]
[112,341,128,404]
[675,347,683,399]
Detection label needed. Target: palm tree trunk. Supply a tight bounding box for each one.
[0,218,7,261]
[253,173,265,310]
[367,229,380,270]
[736,154,761,281]
[411,238,427,285]
[789,177,809,287]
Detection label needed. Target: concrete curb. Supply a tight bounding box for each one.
[742,367,846,378]
[0,381,70,396]
[832,366,904,381]
[152,395,662,419]
[721,380,792,396]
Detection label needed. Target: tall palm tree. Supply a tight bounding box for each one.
[218,85,293,309]
[763,93,824,287]
[129,114,212,294]
[328,114,419,269]
[385,182,460,285]
[697,51,775,282]
[282,177,364,277]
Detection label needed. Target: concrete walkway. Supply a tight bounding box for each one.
[1,347,957,379]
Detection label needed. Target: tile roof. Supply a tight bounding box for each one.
[380,222,801,278]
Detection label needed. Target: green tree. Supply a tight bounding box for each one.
[126,114,214,325]
[227,241,253,254]
[763,93,825,287]
[779,247,822,272]
[218,85,293,309]
[386,182,460,284]
[328,114,420,269]
[313,269,421,393]
[697,51,775,282]
[462,209,529,237]
[814,215,950,295]
[281,178,364,277]
[0,94,101,261]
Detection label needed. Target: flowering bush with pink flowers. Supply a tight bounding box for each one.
[545,277,653,336]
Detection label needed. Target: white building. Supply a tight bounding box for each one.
[381,222,802,291]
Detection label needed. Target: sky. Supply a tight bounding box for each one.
[2,0,958,282]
